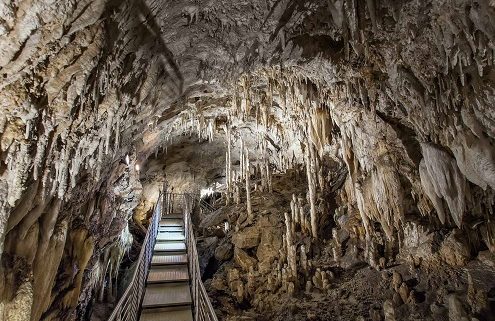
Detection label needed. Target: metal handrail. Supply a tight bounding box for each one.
[166,192,218,321]
[107,193,162,321]
[199,198,215,214]
[106,191,217,321]
[163,192,196,215]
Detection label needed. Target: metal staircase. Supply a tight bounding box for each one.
[107,192,218,321]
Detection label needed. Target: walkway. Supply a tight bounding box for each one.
[140,213,193,321]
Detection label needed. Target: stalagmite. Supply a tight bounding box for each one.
[332,228,342,261]
[291,194,299,224]
[284,212,297,278]
[225,132,232,204]
[235,182,241,204]
[298,196,305,231]
[245,148,253,223]
[300,244,308,275]
[305,137,318,238]
[240,140,245,179]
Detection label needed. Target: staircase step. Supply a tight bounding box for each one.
[151,253,188,266]
[147,265,189,284]
[160,213,184,219]
[142,283,192,308]
[154,242,186,253]
[159,226,184,232]
[153,250,187,256]
[156,232,185,242]
[159,219,183,227]
[140,307,193,321]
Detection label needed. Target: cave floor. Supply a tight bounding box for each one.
[198,173,495,321]
[206,258,495,321]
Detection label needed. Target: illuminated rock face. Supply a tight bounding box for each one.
[1,0,495,320]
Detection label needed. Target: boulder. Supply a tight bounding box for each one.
[383,300,396,321]
[477,250,495,268]
[447,294,469,321]
[234,248,257,271]
[200,208,228,228]
[440,230,471,266]
[208,275,227,291]
[215,241,233,261]
[232,226,260,249]
[256,226,282,274]
[398,283,410,303]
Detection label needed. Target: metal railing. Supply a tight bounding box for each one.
[106,191,217,321]
[166,192,218,321]
[107,193,162,321]
[199,198,215,214]
[163,192,195,215]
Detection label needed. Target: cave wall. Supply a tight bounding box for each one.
[0,0,186,319]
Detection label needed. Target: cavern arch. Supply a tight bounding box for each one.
[1,0,495,320]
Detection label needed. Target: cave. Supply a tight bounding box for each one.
[1,0,495,321]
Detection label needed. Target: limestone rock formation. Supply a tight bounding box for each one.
[1,0,495,320]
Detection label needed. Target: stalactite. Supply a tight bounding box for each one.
[39,198,63,246]
[17,196,49,240]
[104,108,115,155]
[355,180,372,239]
[419,143,467,227]
[56,145,70,199]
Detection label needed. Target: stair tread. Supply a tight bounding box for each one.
[147,265,189,283]
[151,254,188,266]
[159,219,183,227]
[142,283,192,308]
[156,232,185,241]
[154,242,186,252]
[140,307,193,321]
[159,226,184,232]
[160,213,184,219]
